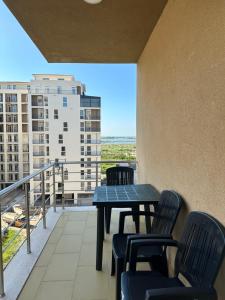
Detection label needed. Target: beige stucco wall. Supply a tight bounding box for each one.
[137,0,225,298]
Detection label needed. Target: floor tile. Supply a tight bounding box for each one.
[18,267,46,300]
[47,227,63,244]
[55,234,82,253]
[43,253,79,281]
[19,211,146,300]
[35,281,73,300]
[63,220,86,235]
[68,212,88,221]
[72,266,109,300]
[36,243,57,267]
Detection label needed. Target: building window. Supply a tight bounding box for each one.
[80,134,84,143]
[80,158,84,168]
[54,109,58,119]
[87,182,92,191]
[44,96,48,106]
[61,146,66,156]
[80,170,84,179]
[64,170,68,180]
[63,122,68,131]
[80,122,84,132]
[45,109,49,119]
[13,85,16,90]
[80,146,84,156]
[58,183,62,191]
[58,134,63,144]
[63,97,67,107]
[0,94,3,102]
[80,110,84,119]
[72,87,76,95]
[57,87,62,94]
[80,182,84,191]
[87,157,91,167]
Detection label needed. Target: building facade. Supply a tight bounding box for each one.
[0,74,101,205]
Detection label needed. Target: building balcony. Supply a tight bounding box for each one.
[32,126,45,132]
[6,208,137,300]
[33,163,45,169]
[33,151,45,157]
[32,139,46,144]
[32,114,44,120]
[84,174,101,180]
[85,139,101,144]
[85,151,101,156]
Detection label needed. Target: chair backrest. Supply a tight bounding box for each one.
[151,190,182,235]
[106,166,134,186]
[175,211,225,288]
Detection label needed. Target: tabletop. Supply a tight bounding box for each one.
[93,184,160,206]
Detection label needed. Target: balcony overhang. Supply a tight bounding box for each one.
[3,0,167,63]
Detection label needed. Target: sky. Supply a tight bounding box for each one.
[0,1,136,137]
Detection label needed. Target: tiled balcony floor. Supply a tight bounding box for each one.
[18,210,148,300]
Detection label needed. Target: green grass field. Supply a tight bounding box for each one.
[101,144,136,174]
[3,229,24,266]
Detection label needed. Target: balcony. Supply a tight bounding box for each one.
[32,114,44,120]
[32,126,45,132]
[0,160,136,299]
[85,151,101,156]
[85,139,101,144]
[33,151,45,157]
[32,139,46,144]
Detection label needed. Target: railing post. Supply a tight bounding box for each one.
[61,164,65,209]
[52,165,56,212]
[95,163,99,187]
[41,171,46,229]
[25,183,31,254]
[0,203,5,298]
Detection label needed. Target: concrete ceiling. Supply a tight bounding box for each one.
[4,0,167,63]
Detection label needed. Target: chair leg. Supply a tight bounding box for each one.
[111,251,115,276]
[105,207,112,234]
[132,206,140,233]
[115,258,124,300]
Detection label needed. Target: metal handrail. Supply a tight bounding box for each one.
[0,159,137,297]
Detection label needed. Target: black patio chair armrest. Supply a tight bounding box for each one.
[119,211,156,234]
[124,234,172,262]
[129,239,178,271]
[145,287,217,300]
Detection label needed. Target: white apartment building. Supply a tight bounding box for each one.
[0,74,101,206]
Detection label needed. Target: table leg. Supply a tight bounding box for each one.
[96,206,104,271]
[144,204,151,233]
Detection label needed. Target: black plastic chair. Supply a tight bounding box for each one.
[121,211,225,300]
[111,190,182,300]
[105,166,138,234]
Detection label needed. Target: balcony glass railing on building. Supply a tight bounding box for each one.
[85,151,101,156]
[33,151,45,157]
[85,139,101,144]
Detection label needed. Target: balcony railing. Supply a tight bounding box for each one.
[32,126,45,132]
[85,151,101,156]
[84,139,101,144]
[32,139,46,144]
[33,151,45,156]
[0,159,136,297]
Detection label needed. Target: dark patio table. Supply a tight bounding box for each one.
[93,184,160,270]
